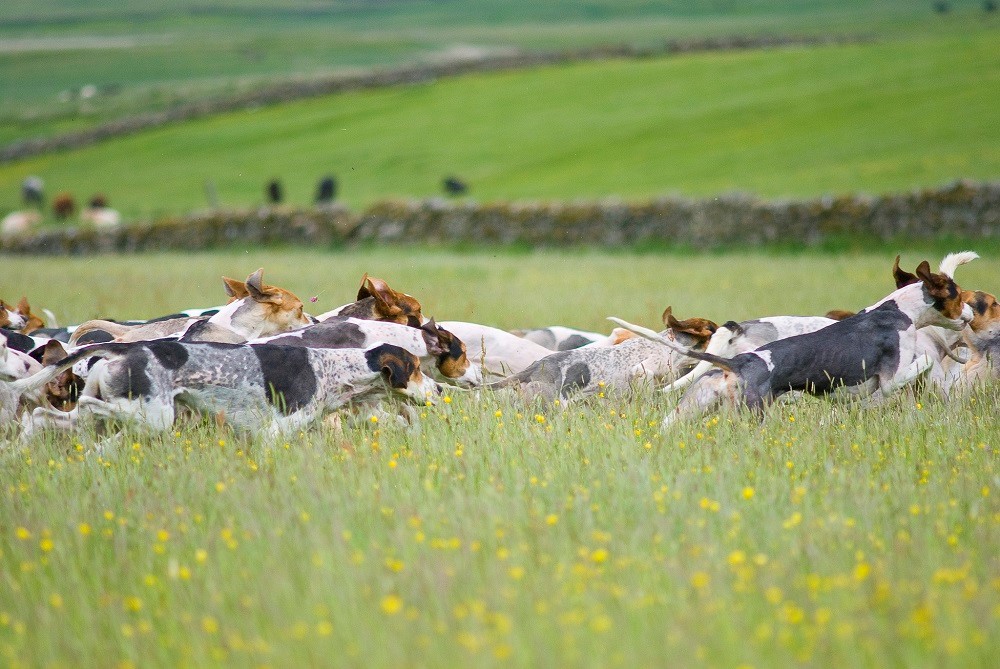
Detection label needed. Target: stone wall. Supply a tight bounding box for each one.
[2,181,997,255]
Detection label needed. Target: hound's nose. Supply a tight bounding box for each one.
[961,303,975,324]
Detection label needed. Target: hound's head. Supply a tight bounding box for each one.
[355,275,425,326]
[0,300,26,331]
[40,340,82,411]
[234,268,312,336]
[2,297,44,334]
[421,320,480,386]
[365,343,441,402]
[905,259,974,329]
[663,307,718,350]
[960,289,1000,351]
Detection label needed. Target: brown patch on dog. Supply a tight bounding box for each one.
[915,260,966,320]
[40,340,81,411]
[609,327,639,345]
[0,300,13,329]
[15,297,44,334]
[663,306,718,341]
[892,255,919,289]
[825,309,856,321]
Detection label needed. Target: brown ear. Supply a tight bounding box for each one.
[661,306,673,327]
[915,260,954,297]
[41,339,68,365]
[245,268,282,305]
[356,273,374,301]
[420,318,448,356]
[17,296,30,314]
[914,260,934,284]
[364,277,404,318]
[380,351,417,389]
[222,276,249,299]
[825,309,855,321]
[666,308,718,341]
[892,255,918,288]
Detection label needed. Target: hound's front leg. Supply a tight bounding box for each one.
[879,353,934,396]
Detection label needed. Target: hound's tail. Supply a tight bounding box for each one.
[606,317,737,373]
[6,343,126,396]
[68,320,133,345]
[939,251,979,279]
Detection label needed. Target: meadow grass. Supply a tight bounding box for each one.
[2,18,997,217]
[1,249,998,667]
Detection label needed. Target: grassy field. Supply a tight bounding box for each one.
[1,249,997,667]
[2,19,999,218]
[0,1,957,137]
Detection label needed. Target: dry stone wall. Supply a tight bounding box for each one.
[2,181,997,255]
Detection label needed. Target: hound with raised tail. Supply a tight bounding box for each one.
[491,308,717,401]
[610,257,974,426]
[14,341,440,436]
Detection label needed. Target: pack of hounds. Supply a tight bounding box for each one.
[1,252,998,438]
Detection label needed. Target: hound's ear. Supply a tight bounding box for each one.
[668,315,718,341]
[358,274,401,306]
[222,276,249,299]
[420,318,448,356]
[661,306,673,327]
[892,255,918,289]
[915,260,953,296]
[722,321,745,337]
[914,260,934,283]
[356,273,374,301]
[364,277,406,318]
[41,339,67,365]
[16,296,30,314]
[367,345,417,389]
[245,268,282,305]
[825,309,855,321]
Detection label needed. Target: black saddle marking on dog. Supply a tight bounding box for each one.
[76,330,115,345]
[30,327,73,342]
[298,320,367,349]
[147,340,189,370]
[557,334,592,351]
[113,349,153,399]
[253,345,317,414]
[1,328,37,354]
[562,362,592,393]
[178,318,212,341]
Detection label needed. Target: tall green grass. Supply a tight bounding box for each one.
[1,250,998,667]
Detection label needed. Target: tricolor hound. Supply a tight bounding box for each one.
[611,258,974,425]
[15,341,440,436]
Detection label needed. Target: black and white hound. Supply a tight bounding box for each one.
[611,257,974,425]
[12,340,440,436]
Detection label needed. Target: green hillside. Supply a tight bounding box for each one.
[0,1,979,142]
[1,25,997,217]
